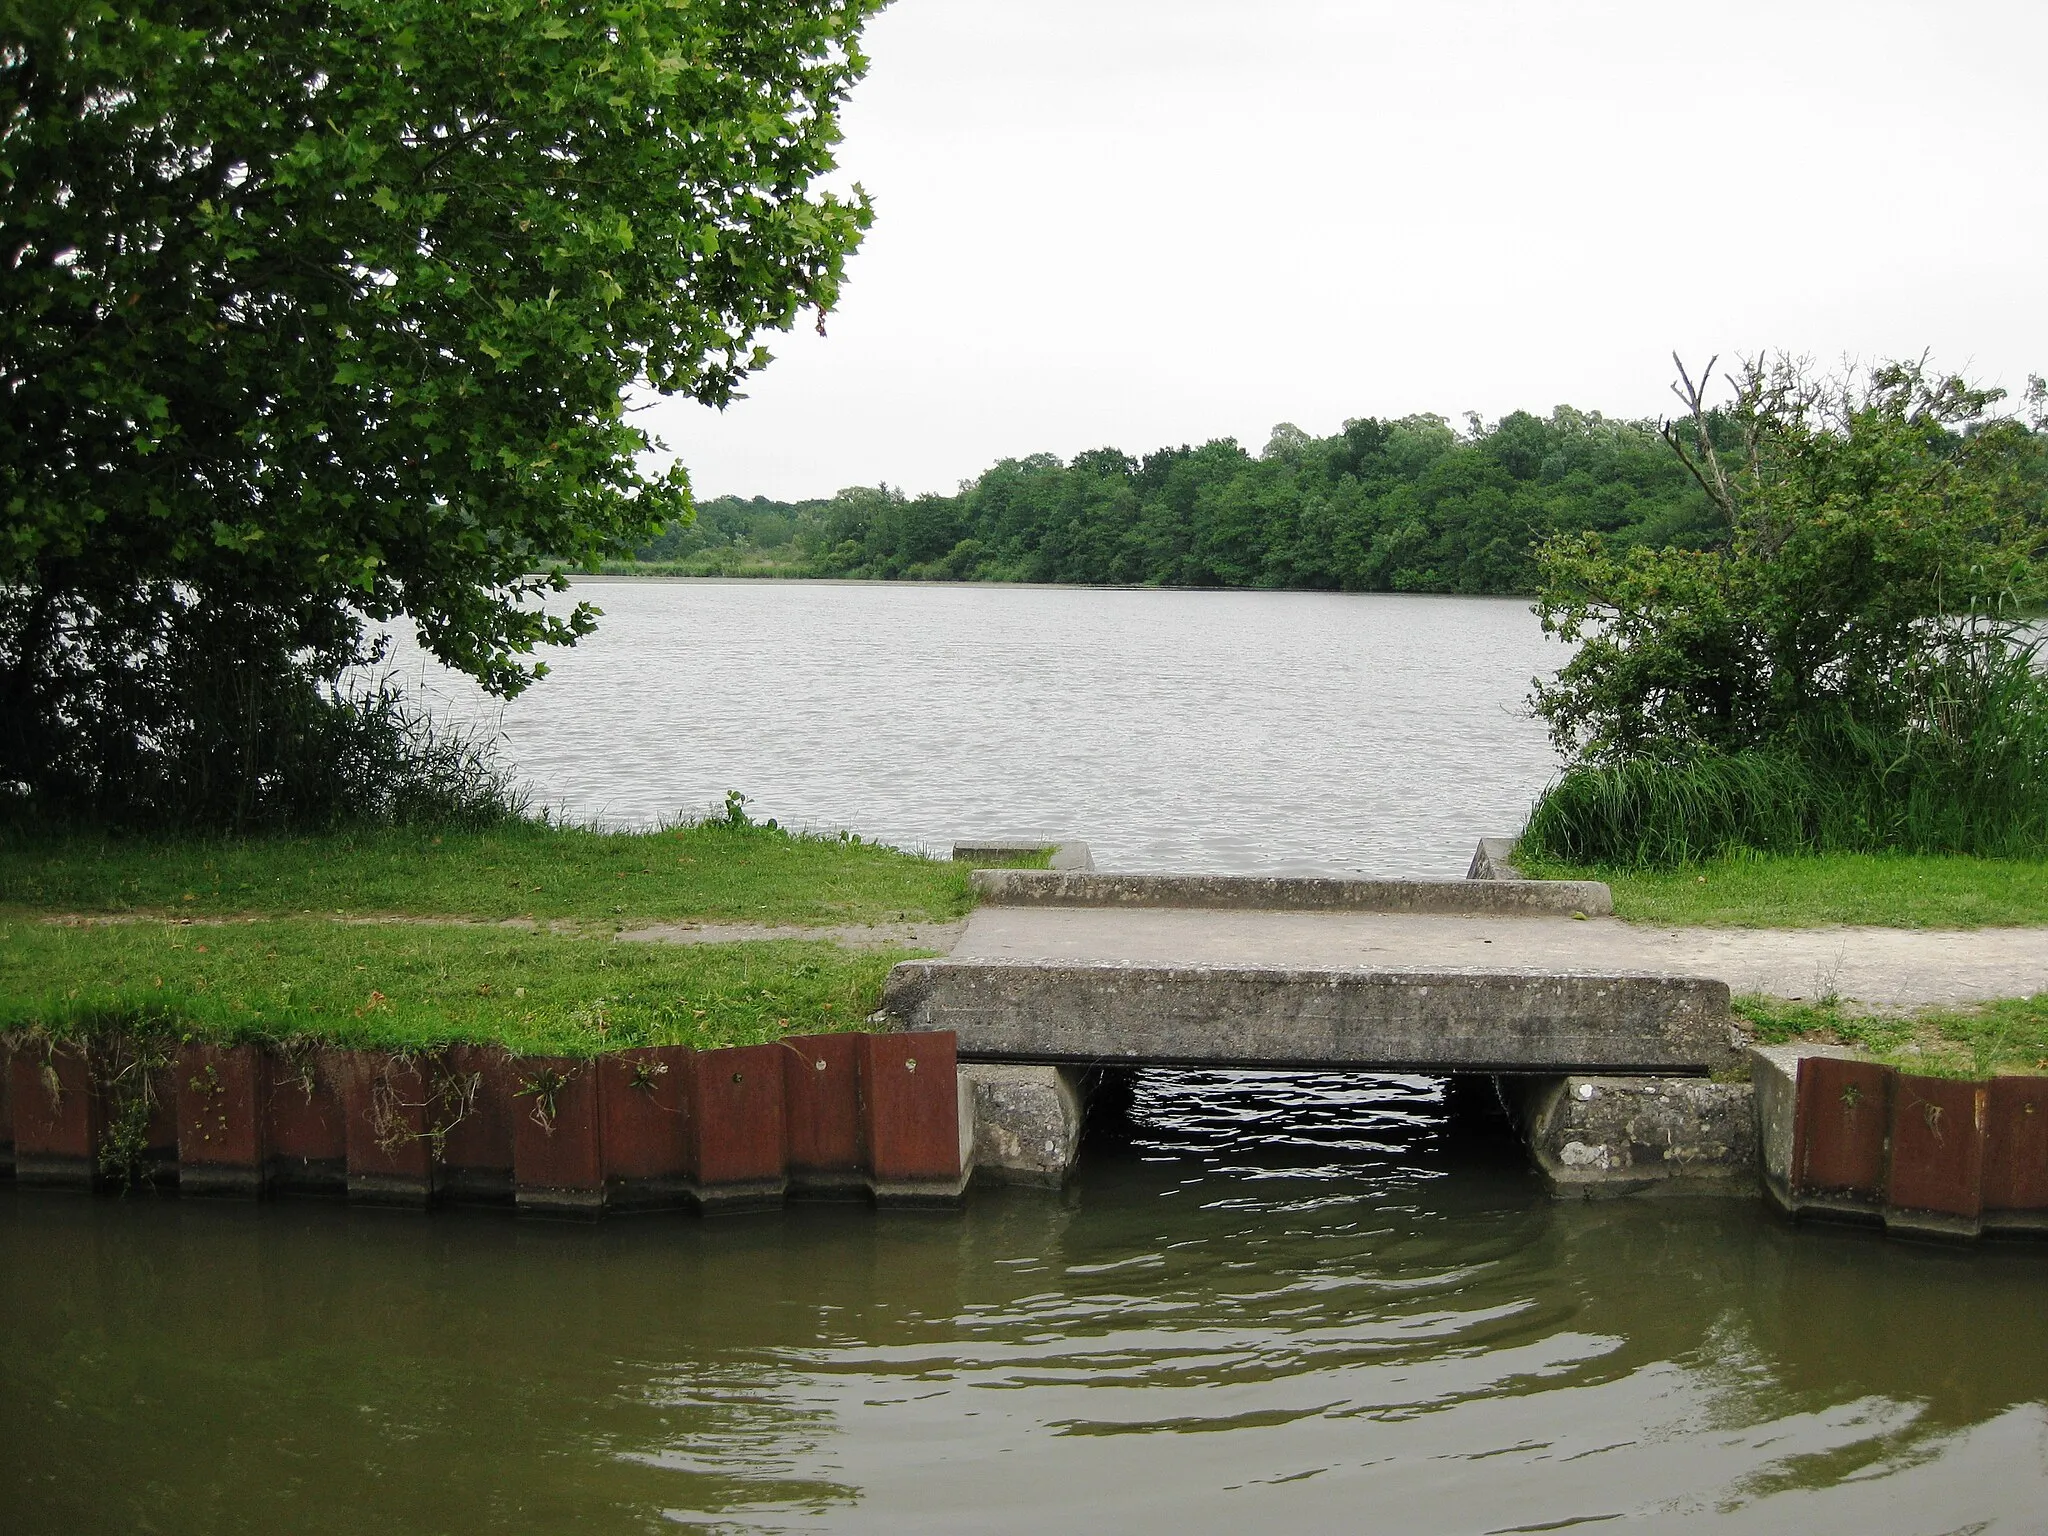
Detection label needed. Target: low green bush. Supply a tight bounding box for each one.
[1523,642,2048,866]
[1526,355,2048,869]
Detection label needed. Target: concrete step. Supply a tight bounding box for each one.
[970,869,1613,916]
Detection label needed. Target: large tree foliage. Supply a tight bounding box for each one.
[1,0,882,821]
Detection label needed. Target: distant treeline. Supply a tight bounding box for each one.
[623,409,1726,592]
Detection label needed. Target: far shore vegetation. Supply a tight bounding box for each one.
[605,406,1723,592]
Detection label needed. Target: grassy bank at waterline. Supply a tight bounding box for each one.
[1736,993,2048,1081]
[0,819,975,927]
[1518,850,2048,930]
[0,818,969,1055]
[0,918,916,1057]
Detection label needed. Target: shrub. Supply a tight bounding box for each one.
[1527,355,2048,866]
[1525,633,2048,864]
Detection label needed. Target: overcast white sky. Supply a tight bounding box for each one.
[647,0,2047,503]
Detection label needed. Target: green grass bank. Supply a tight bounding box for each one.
[1517,849,2048,929]
[1735,993,2048,1080]
[1,820,972,1057]
[0,819,974,927]
[1,918,908,1058]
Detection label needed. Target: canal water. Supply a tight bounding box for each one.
[4,1072,2045,1532]
[391,580,1565,876]
[7,583,2044,1529]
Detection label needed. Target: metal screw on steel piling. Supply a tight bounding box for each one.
[815,1059,827,1072]
[905,1058,917,1072]
[732,1071,743,1084]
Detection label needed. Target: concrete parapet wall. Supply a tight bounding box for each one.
[1507,1074,1757,1197]
[1466,837,1525,881]
[881,960,1741,1074]
[971,870,1612,916]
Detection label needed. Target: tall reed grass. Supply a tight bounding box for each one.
[2,680,524,835]
[1522,638,2048,867]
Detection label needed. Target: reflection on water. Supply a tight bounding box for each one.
[3,1072,2043,1533]
[389,581,1564,876]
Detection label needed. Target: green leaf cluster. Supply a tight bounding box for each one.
[1,0,882,817]
[1520,357,2048,866]
[1532,357,2048,763]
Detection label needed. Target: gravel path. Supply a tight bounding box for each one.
[948,907,2048,1010]
[616,920,965,951]
[36,912,967,951]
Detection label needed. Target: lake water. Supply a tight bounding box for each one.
[393,580,1565,875]
[10,581,2044,1531]
[4,1072,2045,1533]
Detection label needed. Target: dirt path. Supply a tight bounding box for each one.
[30,911,965,951]
[615,920,965,950]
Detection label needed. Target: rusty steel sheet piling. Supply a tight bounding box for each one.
[264,1046,348,1195]
[0,1037,12,1178]
[780,1033,866,1198]
[141,1059,181,1186]
[11,1043,104,1189]
[1790,1056,1894,1220]
[339,1052,442,1207]
[860,1031,968,1204]
[687,1043,787,1209]
[1773,1050,2048,1244]
[596,1046,693,1211]
[510,1056,606,1217]
[1983,1076,2048,1235]
[437,1044,518,1206]
[1885,1074,1988,1239]
[5,1031,980,1218]
[175,1042,271,1197]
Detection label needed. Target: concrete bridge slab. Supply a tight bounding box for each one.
[880,960,1740,1075]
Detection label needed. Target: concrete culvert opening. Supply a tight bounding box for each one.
[1074,1068,1537,1193]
